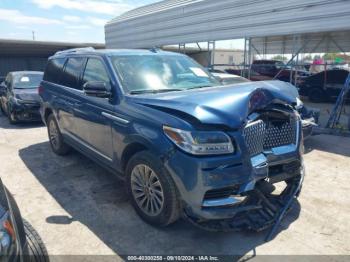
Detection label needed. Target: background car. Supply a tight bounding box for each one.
[299,69,350,102]
[0,178,48,261]
[225,60,310,83]
[0,71,43,124]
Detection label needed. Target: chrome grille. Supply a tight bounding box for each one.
[263,119,297,149]
[243,118,297,156]
[243,120,266,156]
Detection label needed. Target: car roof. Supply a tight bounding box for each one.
[254,60,281,64]
[50,48,185,59]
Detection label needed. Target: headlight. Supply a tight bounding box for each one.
[163,126,234,155]
[13,97,24,105]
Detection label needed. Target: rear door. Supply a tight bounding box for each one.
[55,57,86,136]
[72,56,114,163]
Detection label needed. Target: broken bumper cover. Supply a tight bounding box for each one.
[184,168,304,232]
[300,106,320,139]
[165,139,304,222]
[11,102,41,122]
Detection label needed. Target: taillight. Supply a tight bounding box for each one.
[38,85,44,95]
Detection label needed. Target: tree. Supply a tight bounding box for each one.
[303,55,313,61]
[323,53,341,61]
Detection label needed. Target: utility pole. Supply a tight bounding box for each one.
[32,31,35,41]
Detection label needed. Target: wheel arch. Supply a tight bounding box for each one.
[121,142,148,173]
[44,107,53,123]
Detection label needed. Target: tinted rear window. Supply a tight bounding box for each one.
[61,57,85,89]
[43,58,66,84]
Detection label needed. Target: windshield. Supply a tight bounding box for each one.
[110,55,220,94]
[13,74,43,89]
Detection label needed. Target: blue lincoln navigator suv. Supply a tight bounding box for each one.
[40,48,304,231]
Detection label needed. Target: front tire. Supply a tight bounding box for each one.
[126,151,181,226]
[23,219,49,262]
[47,114,71,155]
[8,110,17,124]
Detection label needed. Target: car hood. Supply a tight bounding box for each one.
[128,80,299,129]
[13,88,40,102]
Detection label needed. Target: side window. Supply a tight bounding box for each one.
[43,58,66,84]
[82,58,111,90]
[61,57,85,89]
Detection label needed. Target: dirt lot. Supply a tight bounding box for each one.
[0,113,349,259]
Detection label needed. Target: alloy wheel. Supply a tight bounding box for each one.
[130,164,164,216]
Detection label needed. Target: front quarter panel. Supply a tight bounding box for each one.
[111,99,191,173]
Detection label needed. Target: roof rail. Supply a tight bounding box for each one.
[54,47,95,56]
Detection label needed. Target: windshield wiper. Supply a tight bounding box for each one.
[186,85,215,90]
[129,89,183,95]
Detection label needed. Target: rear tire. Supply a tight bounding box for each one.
[23,219,49,262]
[47,114,71,155]
[126,151,181,226]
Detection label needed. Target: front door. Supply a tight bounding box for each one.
[73,57,114,163]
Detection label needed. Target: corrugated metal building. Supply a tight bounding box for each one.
[105,0,350,54]
[0,39,104,77]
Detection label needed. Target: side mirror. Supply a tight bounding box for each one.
[83,81,111,98]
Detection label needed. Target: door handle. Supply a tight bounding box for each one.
[101,112,129,124]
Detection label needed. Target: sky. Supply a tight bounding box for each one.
[0,0,159,43]
[0,0,245,49]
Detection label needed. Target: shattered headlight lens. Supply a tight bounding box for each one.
[163,126,234,155]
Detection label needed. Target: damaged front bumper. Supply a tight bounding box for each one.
[166,136,304,226]
[165,108,304,233]
[184,167,304,233]
[10,101,41,122]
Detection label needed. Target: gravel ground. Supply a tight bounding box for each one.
[0,113,349,259]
